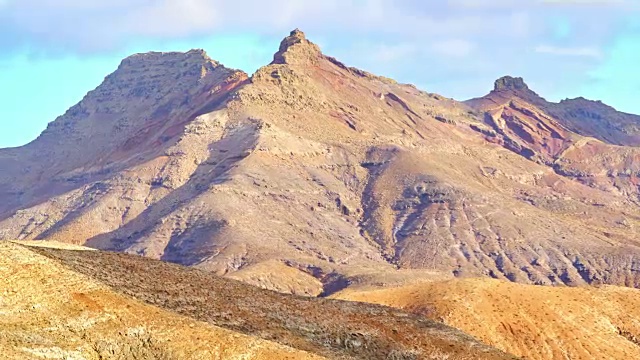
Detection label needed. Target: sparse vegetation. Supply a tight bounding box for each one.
[27,245,515,360]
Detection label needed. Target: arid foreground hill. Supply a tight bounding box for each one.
[1,241,513,360]
[2,29,640,359]
[334,279,640,360]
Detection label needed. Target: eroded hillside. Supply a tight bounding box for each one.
[1,30,640,295]
[0,242,322,360]
[7,242,515,360]
[334,279,640,360]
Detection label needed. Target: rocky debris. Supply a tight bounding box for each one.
[434,114,456,125]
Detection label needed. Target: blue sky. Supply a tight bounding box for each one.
[0,0,639,148]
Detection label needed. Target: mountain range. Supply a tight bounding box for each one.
[2,29,640,359]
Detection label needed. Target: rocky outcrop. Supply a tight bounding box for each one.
[494,76,529,92]
[272,28,322,65]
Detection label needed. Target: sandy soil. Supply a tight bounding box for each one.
[333,278,640,360]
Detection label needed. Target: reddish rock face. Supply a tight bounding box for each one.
[469,75,640,146]
[2,30,640,295]
[467,78,575,163]
[467,76,640,204]
[481,100,571,163]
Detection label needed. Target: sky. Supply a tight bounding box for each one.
[0,0,639,148]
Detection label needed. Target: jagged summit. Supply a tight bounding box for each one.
[271,28,322,65]
[491,76,545,101]
[493,76,529,92]
[118,48,219,69]
[465,75,540,109]
[559,96,608,107]
[286,28,306,42]
[0,43,248,214]
[467,73,640,145]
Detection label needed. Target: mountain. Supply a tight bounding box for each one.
[467,76,640,146]
[334,278,640,360]
[1,241,514,360]
[1,30,640,296]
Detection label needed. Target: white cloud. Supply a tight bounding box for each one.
[542,0,629,5]
[370,43,419,63]
[535,44,602,57]
[431,39,476,57]
[0,0,539,53]
[449,0,535,9]
[0,0,635,109]
[124,0,219,37]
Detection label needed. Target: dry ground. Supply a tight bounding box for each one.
[20,242,516,360]
[0,241,321,360]
[333,279,640,360]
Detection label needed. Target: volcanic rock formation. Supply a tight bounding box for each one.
[1,30,640,295]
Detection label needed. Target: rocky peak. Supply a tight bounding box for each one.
[271,28,322,65]
[115,49,222,78]
[494,76,529,92]
[83,49,245,110]
[559,97,608,108]
[491,75,546,105]
[31,47,247,170]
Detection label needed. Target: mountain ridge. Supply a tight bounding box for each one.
[333,277,640,360]
[467,74,640,146]
[1,29,640,295]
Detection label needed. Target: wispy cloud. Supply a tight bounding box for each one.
[0,0,536,54]
[535,44,602,57]
[431,39,476,57]
[369,43,420,63]
[0,0,638,117]
[541,0,630,6]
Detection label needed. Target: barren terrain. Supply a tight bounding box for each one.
[1,30,639,294]
[2,29,640,359]
[2,242,514,359]
[334,279,640,360]
[0,242,321,359]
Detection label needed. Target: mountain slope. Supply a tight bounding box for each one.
[0,241,322,360]
[467,76,640,212]
[466,76,640,146]
[1,30,640,294]
[333,279,640,360]
[12,241,515,360]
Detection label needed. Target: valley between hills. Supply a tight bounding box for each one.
[2,29,640,359]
